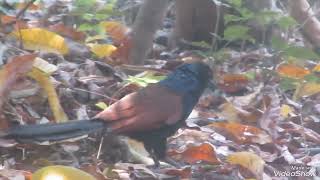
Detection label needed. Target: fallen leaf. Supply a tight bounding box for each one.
[293,82,320,100]
[209,122,272,144]
[49,23,86,41]
[277,64,310,79]
[227,151,265,178]
[163,167,191,178]
[100,21,130,44]
[16,2,41,10]
[10,28,69,54]
[32,165,96,180]
[28,68,68,123]
[169,143,220,164]
[95,102,108,110]
[313,64,320,72]
[0,15,28,30]
[0,54,36,112]
[218,74,249,93]
[280,104,294,118]
[87,43,117,58]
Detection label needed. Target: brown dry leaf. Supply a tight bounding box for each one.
[0,15,28,33]
[100,21,130,44]
[227,151,265,178]
[163,167,191,178]
[10,28,69,54]
[218,74,249,93]
[110,36,133,64]
[208,122,272,144]
[0,54,36,110]
[16,2,41,10]
[0,15,29,30]
[219,102,259,123]
[293,82,320,100]
[258,93,281,139]
[0,169,31,180]
[100,21,132,64]
[169,143,220,164]
[281,121,320,144]
[49,23,86,41]
[277,64,310,79]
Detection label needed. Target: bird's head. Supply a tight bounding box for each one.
[159,62,213,95]
[181,62,212,87]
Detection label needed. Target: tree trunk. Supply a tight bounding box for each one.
[128,0,169,65]
[170,0,224,48]
[289,0,320,50]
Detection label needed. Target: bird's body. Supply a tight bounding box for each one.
[2,62,212,166]
[95,62,212,165]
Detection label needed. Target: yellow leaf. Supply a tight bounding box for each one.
[33,57,58,75]
[313,64,320,72]
[280,104,293,118]
[95,102,108,110]
[32,165,96,180]
[10,28,69,54]
[227,152,265,178]
[87,43,117,58]
[28,68,68,123]
[86,34,107,43]
[294,82,320,100]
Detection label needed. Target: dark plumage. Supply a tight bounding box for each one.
[1,62,212,166]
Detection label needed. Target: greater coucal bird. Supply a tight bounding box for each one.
[1,62,213,166]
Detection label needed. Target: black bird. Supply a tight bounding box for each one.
[1,62,213,166]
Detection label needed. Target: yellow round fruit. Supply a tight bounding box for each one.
[32,165,96,180]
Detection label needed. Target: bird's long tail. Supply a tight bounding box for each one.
[0,119,108,143]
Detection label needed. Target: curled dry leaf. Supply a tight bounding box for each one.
[208,122,272,145]
[100,21,131,44]
[277,64,310,79]
[168,143,220,164]
[100,21,132,64]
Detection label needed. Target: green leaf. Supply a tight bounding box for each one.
[304,74,320,83]
[190,41,211,49]
[283,46,319,60]
[271,36,288,51]
[224,14,250,24]
[78,23,94,32]
[256,10,280,25]
[277,16,297,30]
[229,0,242,8]
[126,73,166,87]
[95,102,108,110]
[224,25,250,41]
[279,77,299,91]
